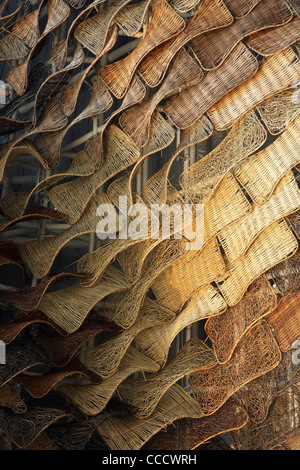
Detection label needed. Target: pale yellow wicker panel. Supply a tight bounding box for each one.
[57,346,160,416]
[179,109,267,204]
[135,284,226,367]
[78,298,175,378]
[97,384,203,450]
[151,237,226,313]
[216,219,298,307]
[218,171,300,263]
[118,338,217,419]
[207,48,300,130]
[234,114,300,205]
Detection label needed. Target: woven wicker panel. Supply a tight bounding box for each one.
[190,0,292,70]
[205,275,277,364]
[218,171,300,263]
[234,114,300,205]
[246,16,300,57]
[207,47,300,130]
[179,110,267,205]
[142,115,214,205]
[236,350,300,424]
[96,383,203,450]
[78,298,175,378]
[286,0,300,17]
[38,265,130,334]
[137,0,233,88]
[189,320,282,416]
[268,250,300,298]
[142,397,248,450]
[48,125,140,224]
[31,310,121,367]
[18,192,118,279]
[135,284,226,367]
[99,0,186,98]
[0,206,67,235]
[115,0,152,36]
[224,0,261,18]
[118,338,216,419]
[163,42,258,129]
[150,238,226,313]
[0,32,28,62]
[282,431,300,450]
[58,346,160,416]
[12,8,41,48]
[0,383,27,414]
[119,48,203,147]
[231,385,300,450]
[216,219,298,307]
[266,289,300,352]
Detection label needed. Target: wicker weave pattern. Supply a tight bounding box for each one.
[224,0,261,18]
[234,115,300,205]
[207,48,300,130]
[189,320,282,416]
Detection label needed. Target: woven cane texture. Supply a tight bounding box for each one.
[137,0,234,88]
[216,219,298,307]
[150,238,226,313]
[234,114,300,205]
[218,171,300,263]
[268,250,300,298]
[118,338,217,419]
[169,0,201,13]
[286,0,300,17]
[190,0,293,70]
[179,109,267,205]
[256,88,300,135]
[205,275,277,364]
[163,42,258,129]
[58,346,160,416]
[224,0,261,18]
[12,8,41,48]
[78,298,175,378]
[115,0,152,36]
[135,284,226,366]
[143,397,249,450]
[207,47,300,130]
[189,320,282,416]
[96,383,203,450]
[246,16,300,57]
[99,0,186,98]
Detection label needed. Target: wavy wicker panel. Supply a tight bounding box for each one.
[96,383,203,450]
[189,320,282,416]
[179,109,267,204]
[58,346,160,416]
[190,0,292,70]
[207,47,300,130]
[268,249,300,298]
[216,219,298,307]
[234,114,300,205]
[142,397,249,450]
[218,171,300,263]
[205,275,277,364]
[135,284,226,367]
[137,0,233,88]
[115,0,152,36]
[224,0,261,18]
[99,0,186,98]
[78,298,175,378]
[38,265,130,334]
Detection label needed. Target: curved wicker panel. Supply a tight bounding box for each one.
[163,43,258,129]
[115,0,152,36]
[205,275,277,364]
[119,48,203,147]
[218,171,300,263]
[12,7,41,48]
[0,383,27,414]
[58,346,160,416]
[142,397,249,450]
[189,320,282,416]
[78,298,175,378]
[286,0,300,17]
[224,0,261,18]
[137,0,233,88]
[99,0,186,98]
[179,109,267,205]
[136,284,226,366]
[118,338,216,419]
[207,47,300,130]
[190,0,292,70]
[234,115,300,205]
[150,238,226,313]
[96,383,203,450]
[267,249,300,298]
[246,16,300,57]
[216,219,298,307]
